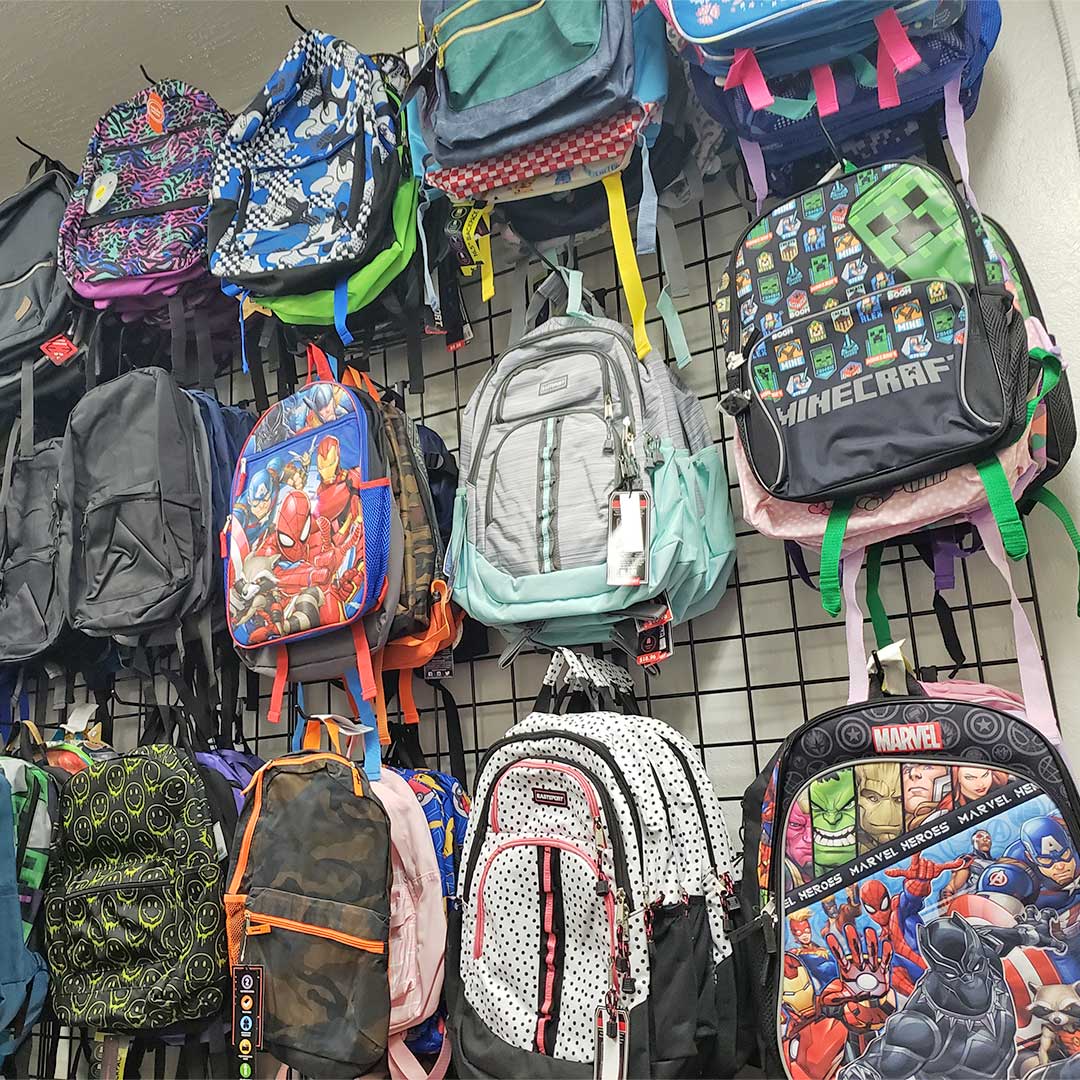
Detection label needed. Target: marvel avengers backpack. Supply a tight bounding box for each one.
[738,671,1080,1080]
[224,346,393,770]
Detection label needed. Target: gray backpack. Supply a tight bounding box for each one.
[57,367,214,646]
[450,270,736,649]
[0,362,65,663]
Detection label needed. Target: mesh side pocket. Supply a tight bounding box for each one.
[225,893,247,968]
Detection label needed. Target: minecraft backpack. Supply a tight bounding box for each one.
[224,346,393,773]
[738,655,1079,1080]
[717,160,1045,615]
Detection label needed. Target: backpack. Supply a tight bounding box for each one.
[58,80,233,382]
[0,774,47,1066]
[450,268,735,648]
[417,423,457,549]
[717,160,1037,601]
[0,366,66,663]
[223,717,392,1077]
[685,1,1001,205]
[371,767,448,1080]
[224,347,394,761]
[0,155,96,429]
[208,32,401,295]
[410,0,635,168]
[738,656,1075,1080]
[57,367,215,644]
[43,743,232,1032]
[450,649,736,1077]
[661,0,964,80]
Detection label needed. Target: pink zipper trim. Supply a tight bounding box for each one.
[473,837,614,960]
[536,847,557,1053]
[490,760,600,832]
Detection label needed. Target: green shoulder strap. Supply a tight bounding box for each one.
[1033,487,1080,616]
[820,499,853,617]
[974,347,1062,561]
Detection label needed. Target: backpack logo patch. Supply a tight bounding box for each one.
[14,297,32,322]
[146,91,165,134]
[532,788,569,808]
[871,721,944,753]
[538,376,569,396]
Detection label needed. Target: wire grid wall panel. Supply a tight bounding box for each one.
[24,165,1056,1078]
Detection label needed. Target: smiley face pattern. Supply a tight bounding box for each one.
[44,745,227,1032]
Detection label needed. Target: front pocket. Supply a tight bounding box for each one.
[0,259,56,339]
[81,487,191,605]
[241,887,389,1073]
[738,279,999,501]
[440,0,603,111]
[470,838,616,1061]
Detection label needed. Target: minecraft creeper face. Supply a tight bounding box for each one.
[848,166,975,285]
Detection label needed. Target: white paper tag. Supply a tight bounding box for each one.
[606,491,650,587]
[593,1007,629,1080]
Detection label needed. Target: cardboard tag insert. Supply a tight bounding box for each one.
[607,490,650,587]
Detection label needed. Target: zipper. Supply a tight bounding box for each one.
[736,278,986,501]
[64,875,168,901]
[346,135,368,228]
[82,195,206,228]
[0,260,53,292]
[244,910,385,954]
[658,736,721,878]
[537,845,558,1054]
[437,0,545,67]
[464,733,644,906]
[491,759,605,841]
[99,121,207,152]
[482,408,614,526]
[472,837,614,959]
[430,0,482,40]
[471,345,636,483]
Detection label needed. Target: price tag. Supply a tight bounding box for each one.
[424,646,455,681]
[593,1007,629,1080]
[607,491,650,587]
[635,606,673,667]
[233,964,264,1076]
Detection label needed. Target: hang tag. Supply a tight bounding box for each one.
[232,964,264,1074]
[607,491,650,587]
[635,606,673,666]
[41,334,78,365]
[91,1033,129,1080]
[146,90,165,135]
[593,1008,629,1080]
[85,171,118,215]
[424,646,455,681]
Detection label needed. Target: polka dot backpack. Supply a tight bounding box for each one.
[448,649,741,1078]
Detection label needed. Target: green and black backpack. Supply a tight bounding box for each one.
[43,744,236,1033]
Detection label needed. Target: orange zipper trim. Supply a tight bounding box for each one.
[247,911,386,954]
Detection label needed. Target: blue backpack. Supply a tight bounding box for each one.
[416,424,456,550]
[687,0,1000,202]
[0,773,47,1066]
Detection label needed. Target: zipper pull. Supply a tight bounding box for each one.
[761,898,777,955]
[594,817,607,850]
[602,396,615,454]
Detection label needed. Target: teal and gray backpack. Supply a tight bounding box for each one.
[449,269,736,651]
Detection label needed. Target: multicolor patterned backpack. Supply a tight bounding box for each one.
[224,346,393,772]
[57,79,233,382]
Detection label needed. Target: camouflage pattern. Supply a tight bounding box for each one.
[226,753,392,1077]
[43,745,227,1031]
[378,399,441,642]
[0,757,59,943]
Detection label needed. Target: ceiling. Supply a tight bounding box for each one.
[0,0,419,193]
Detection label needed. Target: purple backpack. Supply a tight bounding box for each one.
[58,80,234,381]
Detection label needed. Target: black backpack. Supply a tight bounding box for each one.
[0,155,96,431]
[0,362,65,663]
[57,367,214,645]
[43,743,234,1033]
[737,674,1080,1080]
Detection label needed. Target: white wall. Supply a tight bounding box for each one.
[967,0,1080,751]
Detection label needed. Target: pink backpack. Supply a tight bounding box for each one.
[368,769,449,1080]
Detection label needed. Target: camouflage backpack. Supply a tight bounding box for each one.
[223,717,391,1077]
